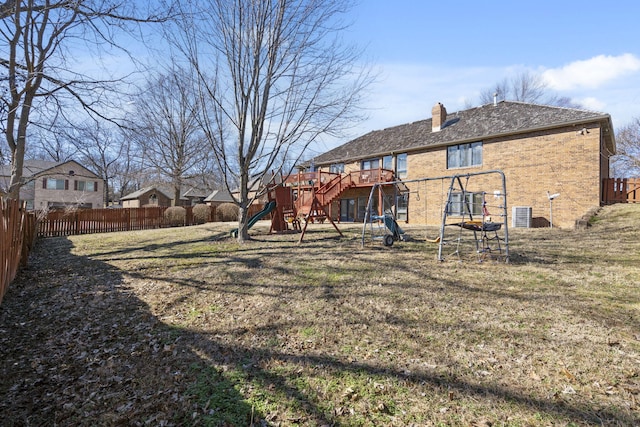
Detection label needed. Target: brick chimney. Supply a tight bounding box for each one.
[432,102,447,132]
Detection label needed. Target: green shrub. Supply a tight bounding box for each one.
[165,206,187,226]
[192,204,211,224]
[216,203,239,222]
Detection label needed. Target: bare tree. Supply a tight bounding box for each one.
[132,66,208,205]
[612,117,640,177]
[171,0,372,241]
[0,1,171,199]
[60,120,137,206]
[28,131,76,162]
[479,71,581,108]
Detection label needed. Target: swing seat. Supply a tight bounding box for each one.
[453,221,502,232]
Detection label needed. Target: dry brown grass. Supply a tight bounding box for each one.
[1,204,639,426]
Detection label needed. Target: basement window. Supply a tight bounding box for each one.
[447,192,483,217]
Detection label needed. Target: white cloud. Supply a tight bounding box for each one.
[543,54,640,90]
[576,97,605,112]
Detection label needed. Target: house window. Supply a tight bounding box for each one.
[357,196,369,221]
[149,194,158,205]
[447,142,482,169]
[45,178,67,190]
[396,193,409,221]
[396,153,408,178]
[75,180,96,191]
[447,192,483,216]
[330,163,344,174]
[361,158,379,170]
[382,155,393,170]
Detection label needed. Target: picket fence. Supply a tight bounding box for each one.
[0,199,36,304]
[36,206,216,238]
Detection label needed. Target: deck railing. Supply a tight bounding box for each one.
[602,178,640,204]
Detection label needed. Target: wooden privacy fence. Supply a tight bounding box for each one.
[36,206,219,238]
[602,178,640,204]
[1,199,37,305]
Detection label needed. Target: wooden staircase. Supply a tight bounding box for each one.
[296,173,355,217]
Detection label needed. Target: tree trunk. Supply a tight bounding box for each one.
[236,204,250,242]
[8,113,29,200]
[8,149,24,200]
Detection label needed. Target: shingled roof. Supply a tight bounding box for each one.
[312,101,615,165]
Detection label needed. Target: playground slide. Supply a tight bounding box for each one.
[230,200,277,237]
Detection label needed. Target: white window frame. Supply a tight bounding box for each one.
[447,142,482,169]
[47,179,66,190]
[447,192,483,217]
[396,153,408,178]
[77,180,96,191]
[329,163,344,174]
[361,158,379,170]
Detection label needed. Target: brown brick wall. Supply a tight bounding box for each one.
[322,123,606,228]
[406,124,603,228]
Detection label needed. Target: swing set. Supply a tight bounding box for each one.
[361,170,510,262]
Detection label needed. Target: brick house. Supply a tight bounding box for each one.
[120,187,173,208]
[306,101,616,228]
[0,160,104,210]
[120,186,210,208]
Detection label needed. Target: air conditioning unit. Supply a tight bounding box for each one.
[512,206,532,228]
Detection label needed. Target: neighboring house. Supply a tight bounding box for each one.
[204,189,235,208]
[182,187,208,206]
[0,160,104,210]
[120,187,172,208]
[306,101,616,228]
[120,186,210,208]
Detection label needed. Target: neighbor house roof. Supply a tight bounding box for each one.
[181,187,208,199]
[120,186,172,201]
[204,189,234,203]
[0,159,99,178]
[312,101,615,165]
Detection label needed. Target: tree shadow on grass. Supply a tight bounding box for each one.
[3,234,638,426]
[0,237,261,426]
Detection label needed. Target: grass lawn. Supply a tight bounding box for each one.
[1,204,639,426]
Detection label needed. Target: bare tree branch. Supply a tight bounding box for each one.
[612,117,640,177]
[130,66,210,205]
[0,0,173,199]
[171,0,372,241]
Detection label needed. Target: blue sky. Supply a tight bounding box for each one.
[324,0,640,150]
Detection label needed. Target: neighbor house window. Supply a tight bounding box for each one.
[447,192,483,216]
[75,180,96,191]
[44,178,67,190]
[396,153,408,178]
[447,142,482,169]
[330,163,344,174]
[361,158,379,170]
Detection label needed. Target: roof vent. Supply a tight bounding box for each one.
[432,102,447,132]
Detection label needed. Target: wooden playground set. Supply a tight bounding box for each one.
[250,168,396,242]
[241,168,510,263]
